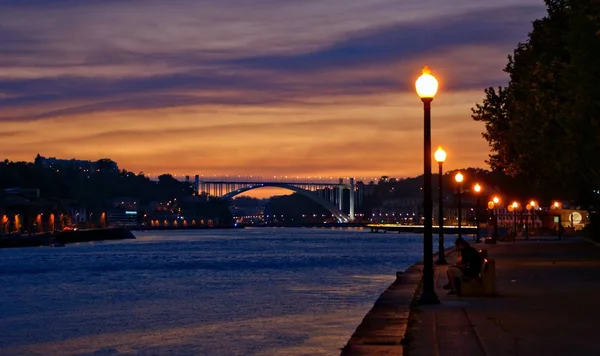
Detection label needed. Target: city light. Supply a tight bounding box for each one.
[530,200,537,208]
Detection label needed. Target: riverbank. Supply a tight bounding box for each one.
[0,227,135,248]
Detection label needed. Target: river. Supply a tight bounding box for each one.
[0,227,455,355]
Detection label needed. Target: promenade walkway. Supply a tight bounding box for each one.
[407,237,600,356]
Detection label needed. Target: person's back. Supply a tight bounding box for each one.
[459,245,482,278]
[445,237,482,295]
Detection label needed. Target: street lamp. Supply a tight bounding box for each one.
[491,196,500,242]
[455,172,464,238]
[511,201,519,237]
[415,66,439,305]
[473,183,482,242]
[529,200,537,238]
[525,203,532,239]
[551,201,562,239]
[434,146,447,265]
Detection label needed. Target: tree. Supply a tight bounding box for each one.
[472,0,600,203]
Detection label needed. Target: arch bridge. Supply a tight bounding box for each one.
[194,178,363,222]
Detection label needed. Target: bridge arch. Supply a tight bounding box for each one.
[220,183,350,223]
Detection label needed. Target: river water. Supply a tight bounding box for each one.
[0,227,454,355]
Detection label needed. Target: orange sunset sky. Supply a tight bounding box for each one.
[0,0,546,182]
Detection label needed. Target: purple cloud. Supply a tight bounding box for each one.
[0,3,545,122]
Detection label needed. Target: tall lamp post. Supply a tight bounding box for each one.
[455,172,464,238]
[473,183,482,243]
[434,146,447,265]
[415,66,440,305]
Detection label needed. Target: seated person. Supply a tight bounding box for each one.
[443,237,482,295]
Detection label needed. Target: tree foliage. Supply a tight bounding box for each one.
[0,159,194,204]
[472,0,600,203]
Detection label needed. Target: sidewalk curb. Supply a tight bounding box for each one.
[339,263,423,355]
[340,245,456,355]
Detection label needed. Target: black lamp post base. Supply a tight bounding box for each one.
[435,257,448,265]
[418,291,440,305]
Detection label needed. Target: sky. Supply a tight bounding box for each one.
[1,0,547,182]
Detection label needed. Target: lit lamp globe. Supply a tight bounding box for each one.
[508,205,514,212]
[530,200,537,209]
[474,183,482,193]
[493,196,500,204]
[416,66,439,99]
[455,172,464,183]
[488,201,495,209]
[512,202,519,209]
[553,201,561,209]
[434,146,446,163]
[526,204,532,211]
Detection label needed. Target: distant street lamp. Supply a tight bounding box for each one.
[473,183,482,243]
[529,200,537,238]
[491,196,500,242]
[415,66,440,305]
[551,201,562,239]
[434,146,447,265]
[455,172,464,238]
[525,204,532,239]
[511,201,519,237]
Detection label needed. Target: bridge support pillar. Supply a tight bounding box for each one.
[349,177,355,221]
[338,178,344,212]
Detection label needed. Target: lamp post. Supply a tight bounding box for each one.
[525,204,532,239]
[415,66,440,305]
[552,201,562,239]
[487,200,495,238]
[529,200,537,237]
[434,146,447,265]
[455,172,464,238]
[473,183,482,243]
[511,202,519,237]
[491,196,500,243]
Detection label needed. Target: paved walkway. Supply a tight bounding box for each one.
[407,237,600,356]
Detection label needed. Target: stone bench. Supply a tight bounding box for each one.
[461,249,497,297]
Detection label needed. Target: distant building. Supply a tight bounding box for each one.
[106,197,138,210]
[107,208,138,227]
[34,154,119,173]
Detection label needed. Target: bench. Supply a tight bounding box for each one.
[461,249,497,296]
